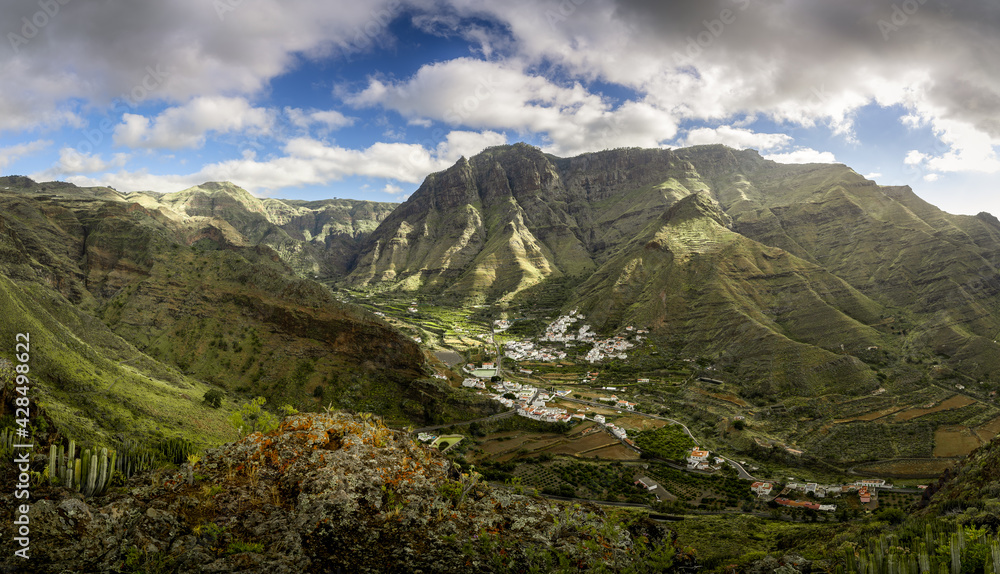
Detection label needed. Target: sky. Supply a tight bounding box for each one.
[1,0,998,215]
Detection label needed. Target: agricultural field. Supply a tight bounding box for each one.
[891,394,977,421]
[852,458,956,479]
[933,426,984,457]
[632,424,696,461]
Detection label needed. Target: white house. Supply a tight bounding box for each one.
[688,448,710,463]
[751,482,773,496]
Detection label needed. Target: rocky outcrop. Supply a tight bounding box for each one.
[0,412,676,573]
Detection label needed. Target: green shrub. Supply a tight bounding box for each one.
[203,388,224,408]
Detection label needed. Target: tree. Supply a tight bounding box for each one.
[203,388,224,408]
[228,396,279,437]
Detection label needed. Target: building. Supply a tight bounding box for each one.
[774,498,821,511]
[635,477,657,491]
[462,378,485,389]
[859,487,872,503]
[688,448,710,463]
[593,414,606,424]
[751,482,773,496]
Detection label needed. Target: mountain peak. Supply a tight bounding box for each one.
[662,191,732,228]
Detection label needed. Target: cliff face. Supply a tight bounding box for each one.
[346,144,706,300]
[0,412,677,573]
[149,182,398,278]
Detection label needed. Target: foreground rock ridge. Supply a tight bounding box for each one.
[1,412,676,573]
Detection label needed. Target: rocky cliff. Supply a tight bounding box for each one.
[0,412,680,573]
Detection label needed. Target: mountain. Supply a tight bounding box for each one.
[130,181,398,278]
[0,177,480,449]
[343,143,1000,396]
[346,144,695,302]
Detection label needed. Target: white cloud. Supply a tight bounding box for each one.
[864,172,882,179]
[285,107,354,131]
[924,173,940,182]
[681,126,792,151]
[0,0,405,133]
[435,0,1000,168]
[0,140,51,170]
[905,150,928,165]
[61,130,507,194]
[31,148,131,181]
[344,57,677,156]
[763,148,838,164]
[113,97,274,149]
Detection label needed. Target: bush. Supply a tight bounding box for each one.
[203,388,224,408]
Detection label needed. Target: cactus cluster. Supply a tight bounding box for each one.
[47,441,117,497]
[157,437,197,465]
[844,524,1000,574]
[115,437,159,479]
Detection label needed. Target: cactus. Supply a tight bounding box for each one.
[45,442,116,497]
[0,427,16,456]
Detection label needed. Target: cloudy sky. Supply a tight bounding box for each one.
[1,0,998,214]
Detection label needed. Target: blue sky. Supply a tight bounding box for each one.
[1,0,998,215]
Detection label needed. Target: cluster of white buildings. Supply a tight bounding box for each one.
[540,310,592,343]
[481,380,580,423]
[493,319,511,331]
[779,478,889,501]
[585,336,635,363]
[463,378,487,389]
[503,340,568,362]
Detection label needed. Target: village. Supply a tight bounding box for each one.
[366,297,920,518]
[501,310,646,364]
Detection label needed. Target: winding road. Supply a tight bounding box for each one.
[554,395,759,481]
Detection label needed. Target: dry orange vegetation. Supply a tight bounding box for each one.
[853,458,956,478]
[833,406,907,423]
[973,415,1000,442]
[893,394,976,422]
[582,444,638,460]
[615,416,667,431]
[697,389,750,407]
[933,426,983,457]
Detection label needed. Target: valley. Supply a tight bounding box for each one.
[3,143,1000,571]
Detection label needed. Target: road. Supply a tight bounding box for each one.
[553,395,759,481]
